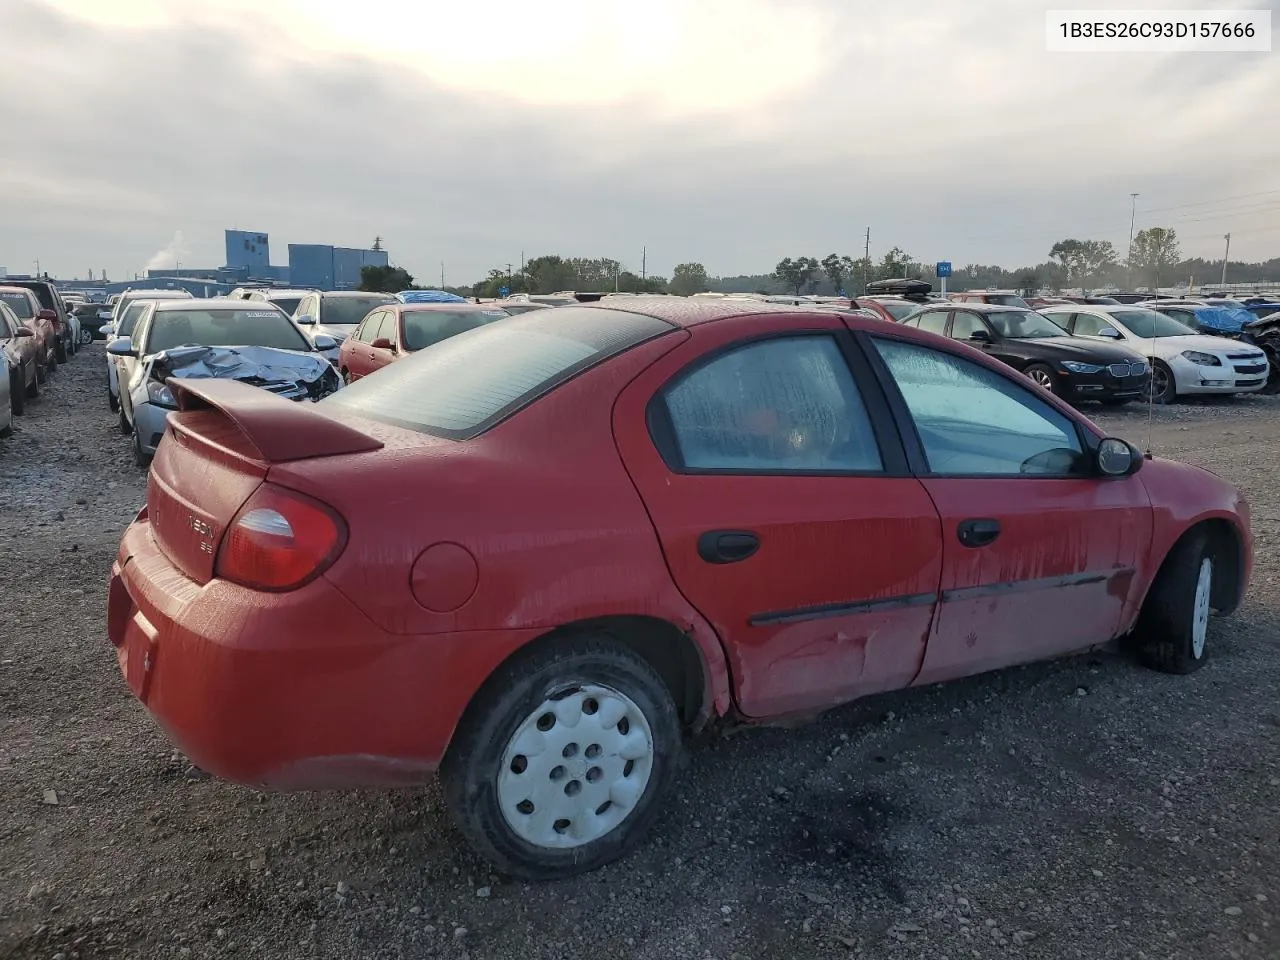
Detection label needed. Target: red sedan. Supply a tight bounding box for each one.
[338,302,510,382]
[0,285,55,378]
[109,299,1251,878]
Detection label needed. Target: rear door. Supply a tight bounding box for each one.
[862,331,1152,684]
[614,313,944,719]
[119,305,156,425]
[368,311,399,371]
[346,311,385,380]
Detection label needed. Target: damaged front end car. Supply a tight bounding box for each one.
[130,345,342,466]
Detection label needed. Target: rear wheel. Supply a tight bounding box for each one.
[9,369,24,415]
[1024,363,1056,394]
[24,363,38,399]
[79,327,93,346]
[441,635,682,880]
[108,383,119,412]
[1147,360,1177,404]
[119,408,132,436]
[1133,532,1213,675]
[54,336,68,364]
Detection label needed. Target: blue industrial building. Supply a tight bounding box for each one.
[288,244,390,290]
[142,230,390,291]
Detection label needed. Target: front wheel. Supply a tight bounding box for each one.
[1024,363,1056,394]
[441,635,682,880]
[132,430,152,468]
[54,337,68,364]
[9,370,24,415]
[1147,360,1177,404]
[108,383,119,412]
[1133,532,1213,674]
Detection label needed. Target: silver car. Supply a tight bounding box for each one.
[102,292,193,415]
[291,291,398,365]
[107,299,340,466]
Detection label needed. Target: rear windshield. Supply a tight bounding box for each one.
[874,299,922,321]
[987,294,1031,308]
[323,306,673,439]
[0,292,33,318]
[144,308,312,354]
[320,296,396,326]
[268,296,303,315]
[402,309,509,351]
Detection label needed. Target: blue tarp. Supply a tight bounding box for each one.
[1192,306,1247,334]
[398,289,466,304]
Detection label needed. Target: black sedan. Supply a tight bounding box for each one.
[900,304,1151,406]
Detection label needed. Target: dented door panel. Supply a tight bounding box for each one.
[914,475,1153,686]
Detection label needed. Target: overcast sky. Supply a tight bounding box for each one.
[3,0,1278,284]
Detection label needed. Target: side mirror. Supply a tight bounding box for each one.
[100,324,116,337]
[37,308,57,321]
[371,337,394,350]
[107,337,137,358]
[1097,437,1143,477]
[295,314,316,326]
[312,334,337,351]
[14,327,33,338]
[968,329,992,343]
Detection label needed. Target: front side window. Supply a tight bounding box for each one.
[872,337,1086,477]
[1072,313,1120,337]
[322,296,396,327]
[658,335,883,473]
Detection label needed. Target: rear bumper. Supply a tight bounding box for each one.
[109,519,533,790]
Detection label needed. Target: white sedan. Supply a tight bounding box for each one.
[1039,304,1270,404]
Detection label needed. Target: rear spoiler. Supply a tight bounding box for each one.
[169,378,384,463]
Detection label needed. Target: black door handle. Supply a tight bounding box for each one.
[697,530,760,564]
[957,518,1001,548]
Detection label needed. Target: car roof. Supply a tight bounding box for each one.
[0,285,38,297]
[123,289,192,298]
[399,302,509,313]
[571,296,945,330]
[318,290,397,298]
[255,289,314,297]
[153,298,284,311]
[922,302,1030,313]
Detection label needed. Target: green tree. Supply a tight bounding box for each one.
[1048,239,1092,287]
[1080,240,1118,290]
[669,262,709,296]
[359,265,414,292]
[773,257,819,295]
[616,271,667,293]
[1130,228,1182,290]
[524,255,576,294]
[878,247,912,280]
[820,254,856,295]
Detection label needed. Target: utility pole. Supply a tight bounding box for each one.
[863,228,871,294]
[506,263,513,286]
[1127,193,1139,289]
[641,246,646,282]
[1221,233,1231,286]
[441,261,445,288]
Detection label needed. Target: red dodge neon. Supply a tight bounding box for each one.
[109,298,1252,878]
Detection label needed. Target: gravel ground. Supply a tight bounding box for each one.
[2,348,1278,960]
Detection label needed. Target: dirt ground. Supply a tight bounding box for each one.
[2,345,1278,960]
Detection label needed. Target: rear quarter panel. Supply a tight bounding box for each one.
[269,329,733,715]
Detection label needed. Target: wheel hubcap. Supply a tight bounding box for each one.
[1149,368,1170,400]
[497,683,654,849]
[1191,557,1212,658]
[1030,370,1052,389]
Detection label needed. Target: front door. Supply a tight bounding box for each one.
[614,315,945,719]
[863,333,1152,685]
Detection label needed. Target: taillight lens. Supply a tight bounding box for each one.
[215,484,347,591]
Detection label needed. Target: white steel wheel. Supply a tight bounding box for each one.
[1191,557,1212,660]
[498,684,655,849]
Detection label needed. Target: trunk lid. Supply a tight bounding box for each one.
[146,379,383,583]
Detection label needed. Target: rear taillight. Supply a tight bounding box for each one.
[214,484,347,591]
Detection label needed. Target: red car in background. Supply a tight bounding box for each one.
[338,302,510,382]
[2,301,40,413]
[109,299,1251,879]
[0,285,56,379]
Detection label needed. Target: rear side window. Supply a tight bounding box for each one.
[323,307,674,440]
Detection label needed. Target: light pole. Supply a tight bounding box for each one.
[1221,234,1231,286]
[1126,193,1139,289]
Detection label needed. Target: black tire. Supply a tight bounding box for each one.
[1100,398,1133,407]
[9,370,24,415]
[119,408,132,436]
[45,353,56,377]
[79,327,93,346]
[1147,360,1177,404]
[1132,532,1213,675]
[440,634,682,880]
[54,336,68,364]
[108,383,119,412]
[1261,349,1280,395]
[132,429,152,468]
[1024,363,1056,394]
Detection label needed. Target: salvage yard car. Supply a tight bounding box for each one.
[900,303,1150,405]
[108,298,1252,880]
[1040,304,1270,403]
[2,300,40,414]
[103,292,194,414]
[0,285,55,382]
[107,300,339,466]
[338,302,509,382]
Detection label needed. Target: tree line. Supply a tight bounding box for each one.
[361,229,1279,297]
